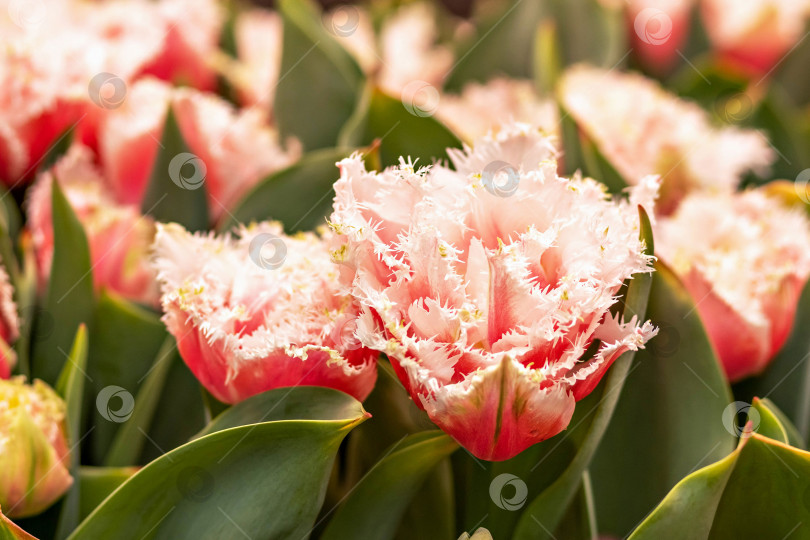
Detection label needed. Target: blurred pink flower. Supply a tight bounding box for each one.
[98,78,300,221]
[0,262,18,379]
[627,0,694,73]
[437,79,559,145]
[0,377,72,518]
[656,190,810,381]
[702,0,810,76]
[229,9,283,115]
[152,222,378,404]
[0,0,223,185]
[27,145,158,305]
[328,125,658,461]
[559,65,774,214]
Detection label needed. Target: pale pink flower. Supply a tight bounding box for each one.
[437,78,559,144]
[228,9,283,115]
[98,78,301,220]
[0,0,223,185]
[27,145,158,305]
[0,262,18,379]
[328,124,658,461]
[152,222,378,404]
[559,65,774,214]
[0,377,72,518]
[702,0,810,76]
[656,189,810,381]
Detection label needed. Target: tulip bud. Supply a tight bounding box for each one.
[657,190,810,381]
[0,377,72,518]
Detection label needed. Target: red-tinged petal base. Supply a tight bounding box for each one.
[174,317,377,405]
[419,357,576,461]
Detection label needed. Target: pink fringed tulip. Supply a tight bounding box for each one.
[152,222,378,404]
[98,78,300,220]
[328,125,658,460]
[656,190,810,381]
[27,145,158,305]
[0,262,18,379]
[702,0,810,76]
[559,65,774,215]
[0,0,223,185]
[437,79,558,144]
[0,377,72,518]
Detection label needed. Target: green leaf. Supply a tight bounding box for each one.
[322,432,458,540]
[753,398,805,450]
[103,335,176,467]
[588,262,736,537]
[275,0,364,151]
[86,292,167,464]
[140,107,209,231]
[345,88,462,168]
[77,467,136,521]
[69,387,368,540]
[31,180,94,386]
[54,325,89,540]
[221,147,350,233]
[629,432,810,539]
[734,276,810,444]
[512,207,655,540]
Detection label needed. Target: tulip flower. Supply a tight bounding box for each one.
[228,9,283,115]
[437,79,558,144]
[0,0,223,185]
[98,77,300,221]
[328,124,658,460]
[702,0,810,77]
[559,65,774,214]
[656,189,810,381]
[0,262,19,379]
[0,377,72,518]
[27,145,159,305]
[152,222,378,404]
[626,0,694,74]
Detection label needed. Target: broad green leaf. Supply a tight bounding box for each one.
[54,325,89,540]
[77,467,136,520]
[512,208,655,540]
[753,398,805,450]
[221,147,350,233]
[140,107,209,231]
[587,261,735,537]
[86,292,166,464]
[275,0,364,151]
[735,276,810,444]
[68,388,368,540]
[345,88,462,168]
[104,334,176,467]
[31,180,94,386]
[0,510,37,540]
[322,431,458,540]
[629,432,810,539]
